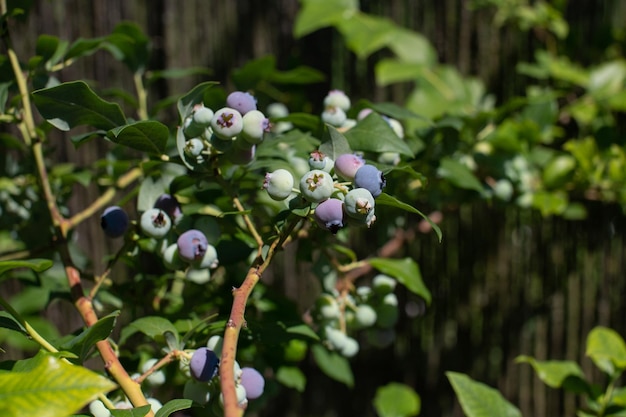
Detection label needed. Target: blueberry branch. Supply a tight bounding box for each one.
[220,215,301,417]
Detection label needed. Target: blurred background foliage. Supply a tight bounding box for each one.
[1,0,626,416]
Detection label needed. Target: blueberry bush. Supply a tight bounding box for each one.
[1,1,626,417]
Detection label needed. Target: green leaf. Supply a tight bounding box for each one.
[286,324,320,341]
[59,311,119,364]
[447,372,522,417]
[154,399,194,417]
[275,113,321,132]
[373,382,421,417]
[147,67,213,84]
[106,120,169,155]
[368,258,431,305]
[336,13,396,59]
[375,58,425,86]
[437,157,485,194]
[344,112,413,156]
[110,405,151,417]
[387,28,437,65]
[375,193,442,242]
[119,316,179,346]
[276,366,306,393]
[64,37,108,61]
[319,125,352,161]
[0,351,116,417]
[176,81,219,122]
[293,0,358,38]
[269,65,326,84]
[0,313,26,335]
[32,81,126,131]
[515,356,588,393]
[586,326,626,375]
[364,101,430,122]
[311,344,354,387]
[105,22,150,73]
[0,259,53,280]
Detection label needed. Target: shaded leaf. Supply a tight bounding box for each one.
[276,366,306,393]
[154,399,194,417]
[368,257,431,305]
[344,112,413,156]
[375,193,442,242]
[176,81,219,122]
[319,125,352,161]
[106,120,169,155]
[0,259,53,280]
[59,311,119,364]
[437,157,485,194]
[447,372,521,417]
[110,405,151,417]
[32,81,126,131]
[0,351,116,417]
[373,382,421,417]
[515,356,588,393]
[311,344,354,387]
[119,316,179,346]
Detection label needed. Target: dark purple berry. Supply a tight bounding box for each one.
[190,347,219,382]
[154,194,182,222]
[226,91,257,115]
[177,229,208,262]
[240,367,265,399]
[354,164,386,198]
[100,206,129,238]
[314,198,345,234]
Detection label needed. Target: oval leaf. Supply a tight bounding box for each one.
[373,382,421,417]
[447,372,521,417]
[368,257,431,305]
[375,193,442,242]
[107,120,169,155]
[344,112,414,156]
[586,326,626,375]
[437,157,485,194]
[311,344,354,387]
[32,81,126,131]
[0,259,54,281]
[0,351,116,417]
[154,399,194,417]
[515,356,588,393]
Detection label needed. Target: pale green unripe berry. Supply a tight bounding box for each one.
[373,274,396,294]
[184,138,205,158]
[141,358,166,385]
[147,397,163,414]
[341,118,357,130]
[186,267,211,284]
[355,304,377,327]
[263,169,294,201]
[89,400,110,417]
[299,169,334,203]
[211,107,243,140]
[344,188,375,219]
[493,179,514,201]
[340,336,359,358]
[325,326,348,351]
[220,383,248,407]
[316,294,341,320]
[241,110,270,144]
[323,90,351,111]
[387,117,404,138]
[206,335,224,357]
[193,105,214,126]
[378,152,401,166]
[140,208,172,239]
[321,106,347,127]
[198,243,219,269]
[267,102,289,118]
[162,244,183,270]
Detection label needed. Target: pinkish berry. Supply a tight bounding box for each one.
[334,153,365,180]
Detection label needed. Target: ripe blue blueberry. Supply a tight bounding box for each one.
[177,229,208,263]
[334,153,365,180]
[299,170,334,203]
[240,367,265,399]
[354,164,386,198]
[211,107,244,140]
[140,208,172,239]
[226,91,257,115]
[100,206,129,238]
[189,347,219,382]
[314,198,345,234]
[154,194,182,223]
[263,169,294,201]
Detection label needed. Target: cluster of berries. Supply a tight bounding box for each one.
[312,274,399,357]
[178,91,275,168]
[264,151,386,233]
[180,336,265,407]
[100,194,219,284]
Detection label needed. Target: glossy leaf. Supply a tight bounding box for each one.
[515,356,588,393]
[0,351,116,417]
[586,326,626,375]
[293,0,358,38]
[336,13,396,59]
[32,81,126,131]
[447,372,521,417]
[311,344,354,387]
[0,259,53,279]
[373,382,421,417]
[375,193,442,242]
[176,81,219,122]
[110,405,151,417]
[368,257,431,305]
[59,311,120,364]
[119,316,179,346]
[106,120,169,155]
[154,399,194,417]
[344,112,413,156]
[319,125,352,161]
